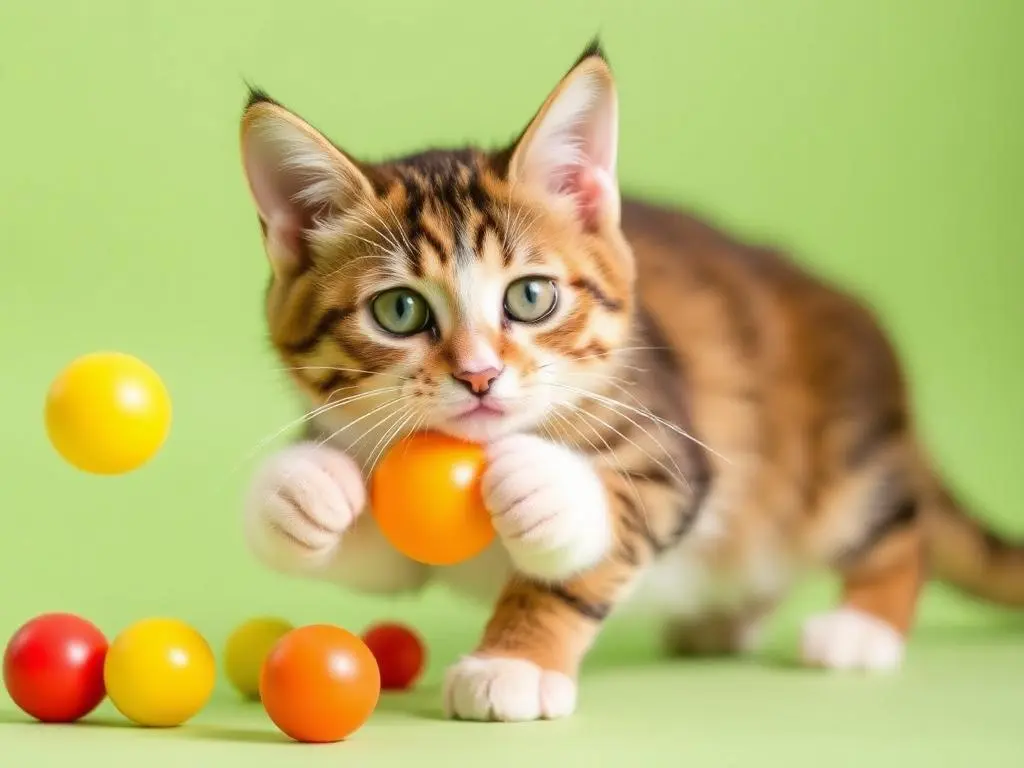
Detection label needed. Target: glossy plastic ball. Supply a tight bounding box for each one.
[361,622,425,691]
[45,351,172,474]
[224,617,293,700]
[3,613,108,723]
[103,618,215,727]
[370,431,494,565]
[259,624,380,743]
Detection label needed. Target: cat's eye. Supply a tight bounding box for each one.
[504,277,559,324]
[371,288,431,336]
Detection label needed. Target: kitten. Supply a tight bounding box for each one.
[238,41,1024,722]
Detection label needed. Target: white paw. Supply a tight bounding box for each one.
[244,442,365,574]
[482,434,611,581]
[801,607,905,672]
[443,656,577,722]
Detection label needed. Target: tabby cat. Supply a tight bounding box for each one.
[238,42,1024,722]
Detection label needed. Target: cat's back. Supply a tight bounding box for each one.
[622,196,906,457]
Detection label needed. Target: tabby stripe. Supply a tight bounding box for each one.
[538,582,611,622]
[621,466,675,487]
[835,498,919,567]
[283,306,355,355]
[314,370,348,394]
[613,488,661,555]
[417,221,448,267]
[570,277,623,312]
[473,216,489,256]
[846,410,907,469]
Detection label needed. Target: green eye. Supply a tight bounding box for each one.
[504,277,558,323]
[371,288,431,336]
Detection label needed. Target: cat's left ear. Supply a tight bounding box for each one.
[506,43,619,232]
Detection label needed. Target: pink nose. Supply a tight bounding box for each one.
[453,367,503,395]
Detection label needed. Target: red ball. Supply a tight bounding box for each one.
[361,622,425,691]
[3,613,108,723]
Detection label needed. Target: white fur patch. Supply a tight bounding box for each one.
[443,656,576,721]
[801,607,905,672]
[244,443,365,572]
[482,434,611,580]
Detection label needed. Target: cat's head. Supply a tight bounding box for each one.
[239,43,635,446]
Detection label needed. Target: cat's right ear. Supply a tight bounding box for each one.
[240,91,374,276]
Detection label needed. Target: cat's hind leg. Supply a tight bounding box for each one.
[801,448,925,672]
[663,601,775,657]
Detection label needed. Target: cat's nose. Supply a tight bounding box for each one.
[452,366,503,396]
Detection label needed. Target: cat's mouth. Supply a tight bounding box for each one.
[451,398,507,421]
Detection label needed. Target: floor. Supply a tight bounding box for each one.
[4,611,1023,767]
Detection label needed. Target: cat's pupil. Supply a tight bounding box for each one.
[395,294,412,318]
[523,282,540,304]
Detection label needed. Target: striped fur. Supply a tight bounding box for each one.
[239,42,1024,721]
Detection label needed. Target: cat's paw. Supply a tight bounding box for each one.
[801,607,905,672]
[482,434,611,580]
[443,655,576,722]
[244,442,365,574]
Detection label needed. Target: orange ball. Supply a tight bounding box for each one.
[259,625,380,744]
[370,431,495,565]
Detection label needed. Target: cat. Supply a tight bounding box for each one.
[237,41,1024,722]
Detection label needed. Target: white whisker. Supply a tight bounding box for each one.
[236,385,404,469]
[548,382,732,464]
[276,365,409,381]
[560,399,690,492]
[552,404,655,541]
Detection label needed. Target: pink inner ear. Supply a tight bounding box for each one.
[557,164,610,232]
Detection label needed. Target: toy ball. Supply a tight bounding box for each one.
[103,617,215,727]
[370,431,494,565]
[260,624,380,743]
[3,613,108,723]
[361,622,425,691]
[224,616,293,700]
[45,351,172,475]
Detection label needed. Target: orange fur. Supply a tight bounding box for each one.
[238,42,1024,717]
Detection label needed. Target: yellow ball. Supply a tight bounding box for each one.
[44,351,172,475]
[104,618,215,727]
[223,617,293,700]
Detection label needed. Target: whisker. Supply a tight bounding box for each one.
[316,252,389,283]
[552,403,655,541]
[548,382,733,464]
[559,399,690,492]
[314,395,415,451]
[364,407,420,478]
[380,197,416,254]
[276,365,410,381]
[347,402,410,455]
[348,205,402,254]
[236,385,404,468]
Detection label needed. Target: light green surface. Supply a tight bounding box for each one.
[1,0,1022,765]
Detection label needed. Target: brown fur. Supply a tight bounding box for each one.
[239,44,1024,685]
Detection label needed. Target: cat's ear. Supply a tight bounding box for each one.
[240,91,375,275]
[506,42,619,232]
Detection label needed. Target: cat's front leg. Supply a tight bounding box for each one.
[244,442,429,594]
[443,434,655,722]
[478,434,613,581]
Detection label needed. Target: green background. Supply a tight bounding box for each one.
[2,0,1022,764]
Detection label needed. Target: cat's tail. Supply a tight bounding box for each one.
[922,477,1024,606]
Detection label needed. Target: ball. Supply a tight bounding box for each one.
[103,618,215,727]
[370,431,494,565]
[224,617,293,700]
[361,622,425,691]
[45,351,172,475]
[260,624,380,743]
[3,613,108,723]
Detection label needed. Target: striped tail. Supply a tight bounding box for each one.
[923,480,1024,606]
